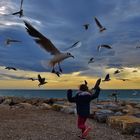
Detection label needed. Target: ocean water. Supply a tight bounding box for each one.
[0,89,140,102]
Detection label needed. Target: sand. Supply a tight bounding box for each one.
[0,107,139,140]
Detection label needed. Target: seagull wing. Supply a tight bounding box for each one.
[10,39,21,43]
[94,17,103,29]
[24,21,61,55]
[105,74,110,80]
[102,45,112,49]
[12,11,20,15]
[84,80,88,85]
[20,0,23,10]
[93,78,101,89]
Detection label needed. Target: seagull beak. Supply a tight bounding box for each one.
[71,55,74,58]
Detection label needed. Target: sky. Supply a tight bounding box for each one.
[0,0,140,89]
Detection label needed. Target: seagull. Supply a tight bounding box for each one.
[94,17,106,32]
[88,57,94,64]
[5,38,21,46]
[83,24,89,30]
[5,67,17,71]
[27,78,37,81]
[24,21,74,73]
[102,74,111,82]
[116,78,130,81]
[132,70,137,73]
[114,70,120,74]
[64,41,81,51]
[136,46,140,49]
[12,0,24,18]
[38,74,47,87]
[97,44,112,52]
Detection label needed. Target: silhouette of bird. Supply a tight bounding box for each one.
[94,17,106,32]
[38,74,47,87]
[64,41,81,51]
[83,24,89,30]
[12,0,24,18]
[132,70,137,73]
[5,38,21,46]
[24,21,74,73]
[84,80,88,85]
[136,46,140,49]
[97,44,112,52]
[116,78,130,81]
[5,67,17,71]
[28,78,37,81]
[114,70,120,74]
[102,74,111,82]
[88,57,94,64]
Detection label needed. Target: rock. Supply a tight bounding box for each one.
[135,128,140,134]
[61,106,75,114]
[0,104,10,109]
[133,113,140,118]
[122,105,134,114]
[135,104,140,109]
[95,109,114,123]
[107,115,140,134]
[114,111,124,116]
[18,103,33,109]
[52,104,63,111]
[2,98,13,105]
[0,97,4,104]
[39,103,52,110]
[96,104,104,109]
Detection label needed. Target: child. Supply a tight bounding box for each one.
[67,79,101,139]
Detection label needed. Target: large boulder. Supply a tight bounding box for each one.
[61,106,75,114]
[95,109,114,123]
[17,103,33,109]
[39,103,52,110]
[2,98,13,105]
[107,115,140,134]
[52,104,64,111]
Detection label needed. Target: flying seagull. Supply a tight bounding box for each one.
[88,57,94,64]
[83,24,89,30]
[114,70,120,74]
[5,67,17,71]
[12,0,24,18]
[64,41,82,51]
[94,17,106,32]
[97,44,112,52]
[38,74,47,87]
[5,38,21,46]
[116,78,130,81]
[27,78,37,81]
[24,21,74,73]
[102,74,111,82]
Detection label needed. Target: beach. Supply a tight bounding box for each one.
[0,96,139,140]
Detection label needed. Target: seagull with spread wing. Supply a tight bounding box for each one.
[24,21,74,73]
[88,57,94,64]
[97,44,112,52]
[64,41,82,51]
[83,24,89,30]
[12,0,24,18]
[102,74,111,82]
[94,17,106,32]
[38,74,47,87]
[5,38,21,46]
[5,67,17,71]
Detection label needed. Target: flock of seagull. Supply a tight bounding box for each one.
[1,0,140,87]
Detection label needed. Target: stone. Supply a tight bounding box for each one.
[95,109,114,123]
[61,106,75,114]
[52,104,63,111]
[2,98,13,105]
[18,103,33,109]
[39,103,52,110]
[107,115,140,134]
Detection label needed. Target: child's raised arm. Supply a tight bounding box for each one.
[67,89,76,103]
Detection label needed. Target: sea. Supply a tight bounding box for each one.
[0,89,140,102]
